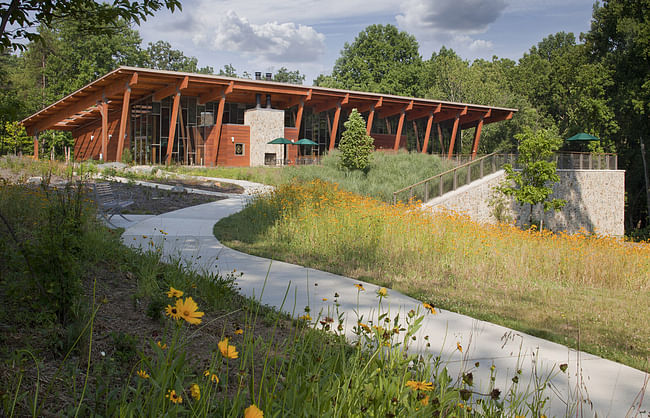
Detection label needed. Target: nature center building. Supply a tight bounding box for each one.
[21,67,516,166]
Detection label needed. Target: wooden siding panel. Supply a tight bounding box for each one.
[216,124,250,167]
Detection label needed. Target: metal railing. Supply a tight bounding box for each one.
[392,153,515,204]
[391,152,618,205]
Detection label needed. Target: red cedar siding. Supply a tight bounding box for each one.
[284,127,299,163]
[216,124,250,167]
[73,110,124,161]
[371,133,407,150]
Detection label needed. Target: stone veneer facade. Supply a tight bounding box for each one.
[244,108,286,167]
[423,169,625,236]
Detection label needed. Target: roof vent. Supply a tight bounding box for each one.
[255,71,262,80]
[265,72,272,81]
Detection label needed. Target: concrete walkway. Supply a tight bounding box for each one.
[121,178,648,417]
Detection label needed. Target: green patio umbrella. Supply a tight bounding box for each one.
[267,137,293,164]
[294,138,318,146]
[566,133,600,141]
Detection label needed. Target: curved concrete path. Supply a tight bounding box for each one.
[121,177,648,417]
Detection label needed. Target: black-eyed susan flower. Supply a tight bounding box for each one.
[166,389,183,404]
[166,287,184,298]
[136,369,150,379]
[190,383,200,400]
[156,341,167,349]
[234,327,244,335]
[165,304,181,320]
[354,283,365,291]
[244,404,263,418]
[457,342,463,352]
[175,297,204,325]
[423,303,436,314]
[405,380,434,391]
[218,338,239,359]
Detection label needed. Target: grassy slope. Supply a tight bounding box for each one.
[214,181,650,373]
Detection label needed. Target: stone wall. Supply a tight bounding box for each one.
[244,108,285,166]
[423,169,625,236]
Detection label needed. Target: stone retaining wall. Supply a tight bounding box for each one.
[423,169,625,236]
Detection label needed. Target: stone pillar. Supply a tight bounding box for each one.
[244,108,285,167]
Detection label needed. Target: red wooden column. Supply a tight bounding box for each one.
[33,132,39,159]
[437,123,443,152]
[328,103,341,151]
[295,99,304,134]
[421,113,433,154]
[212,93,227,165]
[366,105,375,135]
[165,91,181,164]
[100,101,108,161]
[393,110,406,151]
[471,117,484,159]
[116,85,131,162]
[447,113,460,159]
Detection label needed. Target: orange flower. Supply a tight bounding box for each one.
[406,380,434,391]
[423,303,436,315]
[244,404,264,418]
[457,342,463,353]
[218,338,239,359]
[166,389,182,404]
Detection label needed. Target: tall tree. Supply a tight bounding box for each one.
[144,40,213,74]
[273,67,305,85]
[1,0,181,52]
[316,24,423,96]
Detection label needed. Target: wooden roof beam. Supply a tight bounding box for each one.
[281,89,313,110]
[153,75,189,101]
[379,101,413,119]
[198,81,234,105]
[25,75,137,135]
[312,99,341,114]
[407,104,442,121]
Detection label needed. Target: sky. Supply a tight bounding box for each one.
[137,0,597,84]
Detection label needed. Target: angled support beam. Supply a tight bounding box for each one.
[407,103,441,121]
[421,112,434,154]
[366,105,375,135]
[393,110,406,151]
[99,100,108,160]
[165,91,181,164]
[437,123,443,151]
[447,112,461,159]
[379,101,413,119]
[213,93,227,165]
[356,97,383,114]
[341,93,349,105]
[471,117,484,159]
[154,76,189,102]
[116,85,132,162]
[295,99,304,135]
[328,103,341,151]
[312,99,341,115]
[198,81,233,105]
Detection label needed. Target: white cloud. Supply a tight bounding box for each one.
[396,0,507,34]
[191,10,326,63]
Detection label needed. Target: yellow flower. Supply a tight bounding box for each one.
[405,380,434,391]
[322,298,328,301]
[156,341,167,349]
[204,370,219,383]
[420,395,429,406]
[175,297,204,325]
[234,328,244,335]
[299,314,312,321]
[136,369,149,379]
[166,286,184,298]
[165,304,181,320]
[166,389,183,404]
[354,283,365,291]
[457,342,463,353]
[218,338,239,359]
[377,287,387,297]
[358,322,371,332]
[244,404,264,418]
[190,383,200,400]
[423,303,436,315]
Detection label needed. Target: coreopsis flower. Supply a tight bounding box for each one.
[405,380,434,391]
[204,370,219,383]
[244,404,264,418]
[166,389,183,404]
[377,287,387,297]
[136,369,149,379]
[156,341,167,349]
[190,383,200,400]
[423,303,436,314]
[166,287,184,298]
[176,297,204,325]
[165,304,181,320]
[218,338,239,359]
[299,314,311,321]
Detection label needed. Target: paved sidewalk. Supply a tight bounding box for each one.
[121,178,649,417]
